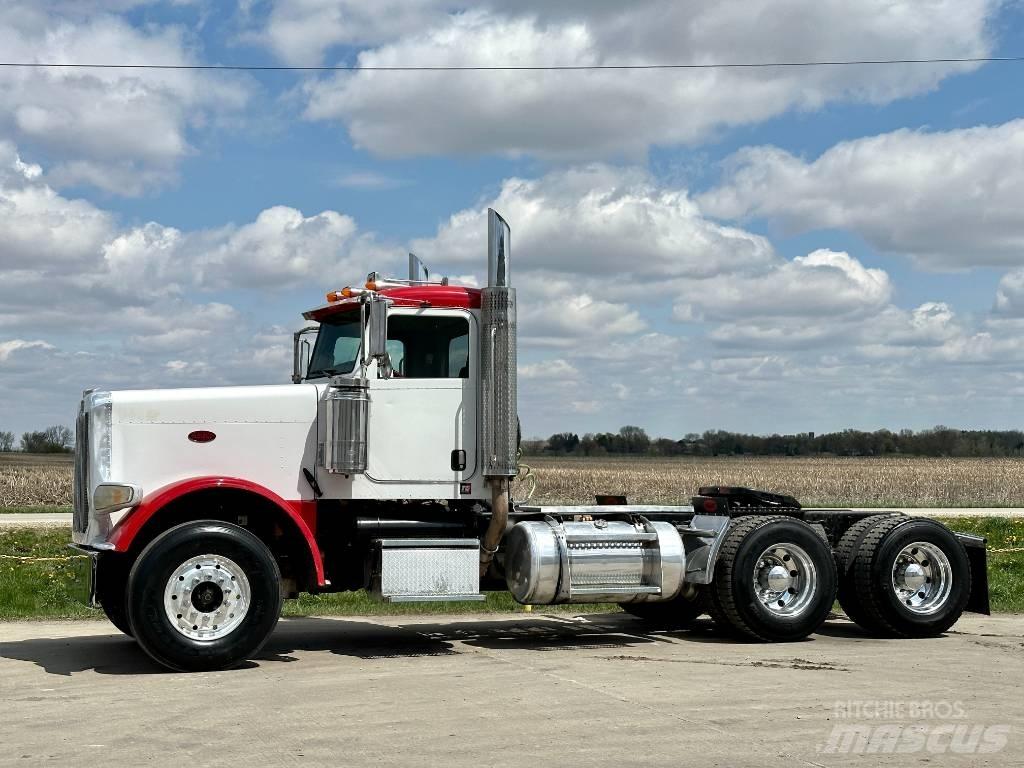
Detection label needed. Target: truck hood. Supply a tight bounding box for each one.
[111,384,318,425]
[73,383,320,549]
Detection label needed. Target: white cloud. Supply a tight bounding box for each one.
[100,208,389,295]
[675,249,891,322]
[0,142,115,268]
[517,275,646,346]
[700,119,1024,269]
[333,171,411,190]
[413,165,774,279]
[0,5,249,194]
[0,339,54,362]
[995,270,1024,316]
[184,206,368,289]
[300,1,998,158]
[257,0,447,66]
[519,359,578,379]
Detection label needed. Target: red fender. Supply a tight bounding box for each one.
[108,477,325,586]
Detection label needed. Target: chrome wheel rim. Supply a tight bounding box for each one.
[753,543,817,616]
[891,542,952,615]
[163,554,251,641]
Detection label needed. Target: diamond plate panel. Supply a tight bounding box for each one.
[379,540,480,598]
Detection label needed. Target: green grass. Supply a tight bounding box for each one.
[936,517,1024,613]
[0,505,71,514]
[282,591,612,617]
[0,527,613,621]
[1,520,1021,620]
[0,527,95,620]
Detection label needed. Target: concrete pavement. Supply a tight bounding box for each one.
[2,507,1023,528]
[871,508,1024,518]
[0,612,1021,767]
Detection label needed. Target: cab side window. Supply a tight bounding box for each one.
[386,315,469,379]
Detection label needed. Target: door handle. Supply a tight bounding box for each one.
[451,449,467,472]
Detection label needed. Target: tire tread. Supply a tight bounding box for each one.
[711,515,788,640]
[835,513,903,631]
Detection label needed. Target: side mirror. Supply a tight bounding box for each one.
[367,297,389,363]
[292,326,318,383]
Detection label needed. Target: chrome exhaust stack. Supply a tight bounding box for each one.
[479,209,517,574]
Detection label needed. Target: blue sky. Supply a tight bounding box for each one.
[1,0,1024,440]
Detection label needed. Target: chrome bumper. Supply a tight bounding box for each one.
[67,546,99,608]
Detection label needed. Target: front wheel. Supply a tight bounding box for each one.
[127,521,282,672]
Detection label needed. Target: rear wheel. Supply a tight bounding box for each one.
[127,521,282,672]
[620,588,704,628]
[712,516,836,642]
[851,517,970,637]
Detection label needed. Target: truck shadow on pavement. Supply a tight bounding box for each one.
[0,612,831,677]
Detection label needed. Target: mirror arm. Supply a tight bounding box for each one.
[358,297,369,376]
[292,325,318,383]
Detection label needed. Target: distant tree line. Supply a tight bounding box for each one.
[523,426,1024,458]
[0,426,73,453]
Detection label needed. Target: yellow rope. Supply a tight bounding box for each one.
[515,447,537,501]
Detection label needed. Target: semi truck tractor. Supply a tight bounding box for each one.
[70,210,990,672]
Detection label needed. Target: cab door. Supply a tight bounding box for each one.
[366,308,477,483]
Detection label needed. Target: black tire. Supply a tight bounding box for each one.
[95,553,134,637]
[712,516,837,642]
[620,589,704,628]
[835,513,904,631]
[852,517,970,638]
[127,521,282,672]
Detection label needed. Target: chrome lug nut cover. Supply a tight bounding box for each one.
[890,541,952,615]
[163,555,252,641]
[753,543,817,616]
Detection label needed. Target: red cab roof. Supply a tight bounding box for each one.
[304,284,482,322]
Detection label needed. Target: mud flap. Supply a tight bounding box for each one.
[956,532,990,615]
[67,545,99,608]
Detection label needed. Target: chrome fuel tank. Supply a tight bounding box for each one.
[503,519,685,604]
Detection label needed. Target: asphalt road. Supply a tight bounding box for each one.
[0,612,1021,767]
[2,507,1023,528]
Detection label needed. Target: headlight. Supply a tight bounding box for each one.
[85,390,112,494]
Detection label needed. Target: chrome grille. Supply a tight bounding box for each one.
[72,402,89,533]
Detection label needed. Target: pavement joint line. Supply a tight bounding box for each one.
[457,637,833,768]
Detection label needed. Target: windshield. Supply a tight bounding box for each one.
[307,312,361,379]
